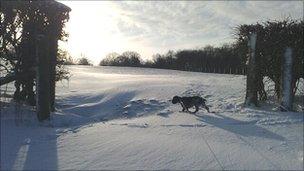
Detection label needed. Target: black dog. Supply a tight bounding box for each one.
[172,96,210,113]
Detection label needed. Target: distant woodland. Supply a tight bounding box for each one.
[98,19,303,77]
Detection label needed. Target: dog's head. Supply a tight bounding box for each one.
[172,96,180,104]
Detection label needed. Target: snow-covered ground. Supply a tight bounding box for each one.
[1,66,303,170]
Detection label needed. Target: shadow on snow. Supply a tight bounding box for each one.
[196,113,286,141]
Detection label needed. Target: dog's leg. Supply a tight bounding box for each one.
[181,108,190,113]
[186,108,190,113]
[180,102,188,112]
[204,105,210,113]
[194,105,199,113]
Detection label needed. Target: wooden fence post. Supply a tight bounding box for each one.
[245,33,258,106]
[280,47,293,111]
[36,35,51,121]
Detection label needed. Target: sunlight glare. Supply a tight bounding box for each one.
[59,1,147,65]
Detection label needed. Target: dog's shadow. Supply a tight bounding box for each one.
[195,113,285,141]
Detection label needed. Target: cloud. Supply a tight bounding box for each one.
[111,1,302,49]
[60,1,303,63]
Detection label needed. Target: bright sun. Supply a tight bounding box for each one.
[59,1,149,65]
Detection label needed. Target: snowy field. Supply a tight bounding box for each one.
[1,65,303,170]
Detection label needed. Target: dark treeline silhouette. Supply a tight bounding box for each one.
[58,51,93,66]
[99,51,142,67]
[77,57,92,65]
[99,45,246,75]
[145,44,245,74]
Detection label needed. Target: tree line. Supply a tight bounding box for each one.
[99,44,245,75]
[97,19,303,84]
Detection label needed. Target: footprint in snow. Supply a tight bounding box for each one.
[111,123,149,128]
[127,123,149,128]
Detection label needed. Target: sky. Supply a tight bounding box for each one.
[59,1,303,65]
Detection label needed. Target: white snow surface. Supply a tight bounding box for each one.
[1,66,303,170]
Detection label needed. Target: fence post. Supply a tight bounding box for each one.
[36,35,51,122]
[245,33,258,106]
[280,47,293,111]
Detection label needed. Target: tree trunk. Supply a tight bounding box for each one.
[245,33,258,106]
[280,47,293,111]
[36,35,51,122]
[49,38,57,112]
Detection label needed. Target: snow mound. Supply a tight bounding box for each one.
[50,98,170,127]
